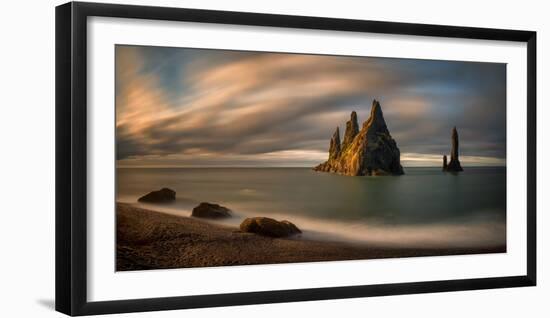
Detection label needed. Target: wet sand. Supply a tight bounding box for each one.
[116,202,505,271]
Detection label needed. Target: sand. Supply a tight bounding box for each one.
[116,202,505,271]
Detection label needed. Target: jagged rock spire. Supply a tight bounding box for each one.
[328,126,341,160]
[444,126,463,172]
[342,111,359,149]
[451,126,459,161]
[314,99,404,176]
[365,99,389,135]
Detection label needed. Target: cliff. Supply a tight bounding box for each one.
[314,100,404,176]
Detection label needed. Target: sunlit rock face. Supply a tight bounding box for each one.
[314,100,404,176]
[342,111,359,149]
[328,127,341,161]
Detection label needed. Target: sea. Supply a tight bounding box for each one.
[117,167,506,249]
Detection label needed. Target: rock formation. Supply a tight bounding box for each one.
[314,99,404,176]
[240,217,301,237]
[342,111,359,148]
[191,202,232,219]
[442,127,463,172]
[137,188,176,203]
[328,127,341,160]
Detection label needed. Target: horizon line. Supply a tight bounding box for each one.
[116,165,506,169]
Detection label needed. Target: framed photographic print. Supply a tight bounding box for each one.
[55,1,536,316]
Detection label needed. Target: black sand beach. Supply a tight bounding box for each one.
[116,203,505,271]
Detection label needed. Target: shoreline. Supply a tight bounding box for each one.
[116,202,505,271]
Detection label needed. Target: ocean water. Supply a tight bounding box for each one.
[117,167,506,248]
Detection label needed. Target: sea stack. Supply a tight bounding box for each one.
[443,127,463,172]
[328,127,341,160]
[314,99,404,176]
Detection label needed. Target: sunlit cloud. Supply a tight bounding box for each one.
[117,149,327,168]
[401,153,506,167]
[116,45,506,167]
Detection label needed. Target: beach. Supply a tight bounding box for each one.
[116,202,505,271]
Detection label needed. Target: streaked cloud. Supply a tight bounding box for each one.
[116,45,506,167]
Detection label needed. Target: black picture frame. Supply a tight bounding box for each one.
[55,1,537,316]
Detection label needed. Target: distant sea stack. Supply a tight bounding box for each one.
[442,127,464,172]
[314,100,404,176]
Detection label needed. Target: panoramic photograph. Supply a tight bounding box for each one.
[115,45,506,271]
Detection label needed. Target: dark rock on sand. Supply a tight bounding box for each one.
[314,99,404,176]
[240,217,301,238]
[442,155,448,171]
[443,127,463,172]
[192,202,232,219]
[137,188,176,203]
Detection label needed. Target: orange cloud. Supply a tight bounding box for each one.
[115,46,506,166]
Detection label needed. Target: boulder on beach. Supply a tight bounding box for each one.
[191,202,232,219]
[137,188,176,203]
[240,217,301,238]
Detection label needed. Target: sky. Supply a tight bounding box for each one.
[115,45,506,168]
